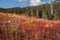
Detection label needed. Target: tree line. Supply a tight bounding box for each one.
[0,2,60,20]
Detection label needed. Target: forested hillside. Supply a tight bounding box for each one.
[0,2,60,20]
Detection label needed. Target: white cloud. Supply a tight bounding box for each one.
[18,0,27,2]
[18,0,46,6]
[30,0,46,6]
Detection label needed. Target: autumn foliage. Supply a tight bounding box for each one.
[0,12,60,40]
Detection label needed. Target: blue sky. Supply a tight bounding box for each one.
[0,0,54,8]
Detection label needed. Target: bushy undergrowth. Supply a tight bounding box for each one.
[0,12,60,40]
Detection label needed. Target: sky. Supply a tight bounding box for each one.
[0,0,55,8]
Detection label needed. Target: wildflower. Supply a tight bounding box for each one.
[8,22,18,33]
[7,20,11,23]
[12,22,17,31]
[45,23,50,28]
[28,19,36,24]
[12,14,17,18]
[3,20,11,24]
[45,23,53,28]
